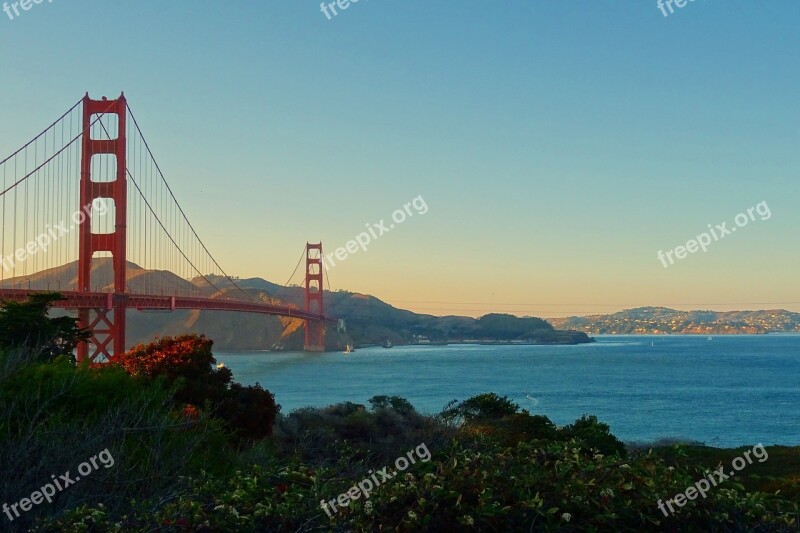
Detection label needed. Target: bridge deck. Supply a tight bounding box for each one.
[0,289,334,324]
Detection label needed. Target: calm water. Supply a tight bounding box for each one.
[219,335,800,448]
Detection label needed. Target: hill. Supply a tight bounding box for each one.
[549,306,800,335]
[1,260,592,350]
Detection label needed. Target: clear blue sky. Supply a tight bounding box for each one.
[1,1,798,317]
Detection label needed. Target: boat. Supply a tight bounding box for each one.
[707,336,713,341]
[382,339,393,348]
[344,344,355,354]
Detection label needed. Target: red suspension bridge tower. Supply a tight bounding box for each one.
[304,242,325,352]
[77,94,128,361]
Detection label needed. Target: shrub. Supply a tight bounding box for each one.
[275,398,436,464]
[369,395,415,415]
[442,392,520,423]
[109,334,281,440]
[108,334,232,407]
[0,353,228,531]
[218,382,280,441]
[492,412,560,445]
[0,292,89,363]
[561,414,627,457]
[39,439,799,532]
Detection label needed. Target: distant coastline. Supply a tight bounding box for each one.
[549,307,800,336]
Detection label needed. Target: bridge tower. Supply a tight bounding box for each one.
[76,93,128,362]
[304,242,325,351]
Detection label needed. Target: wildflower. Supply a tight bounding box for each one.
[405,473,415,481]
[182,404,200,421]
[562,512,572,522]
[407,510,418,520]
[461,515,475,526]
[213,505,239,518]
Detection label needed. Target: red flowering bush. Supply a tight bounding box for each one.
[109,334,280,440]
[109,334,233,408]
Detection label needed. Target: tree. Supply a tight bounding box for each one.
[109,334,280,440]
[108,334,232,407]
[442,393,520,423]
[561,415,627,457]
[0,292,89,363]
[218,383,279,441]
[369,395,415,415]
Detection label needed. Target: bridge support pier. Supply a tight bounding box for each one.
[304,243,325,352]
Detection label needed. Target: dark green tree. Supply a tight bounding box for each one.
[0,292,89,363]
[561,414,627,457]
[369,395,415,415]
[442,392,520,423]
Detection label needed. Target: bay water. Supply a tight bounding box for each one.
[219,334,800,447]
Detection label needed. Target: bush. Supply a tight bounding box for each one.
[561,414,627,457]
[109,334,281,441]
[492,412,560,446]
[39,439,799,532]
[219,382,280,442]
[369,395,415,415]
[442,392,520,423]
[0,353,228,531]
[108,334,232,407]
[274,397,437,464]
[0,292,89,363]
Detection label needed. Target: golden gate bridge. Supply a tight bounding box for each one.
[0,93,333,362]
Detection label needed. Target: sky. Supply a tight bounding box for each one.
[1,1,799,318]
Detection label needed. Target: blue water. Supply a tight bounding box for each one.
[218,335,800,448]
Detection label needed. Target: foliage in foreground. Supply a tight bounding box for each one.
[0,342,228,531]
[40,395,799,532]
[40,438,799,532]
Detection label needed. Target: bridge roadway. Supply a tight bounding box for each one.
[0,289,334,324]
